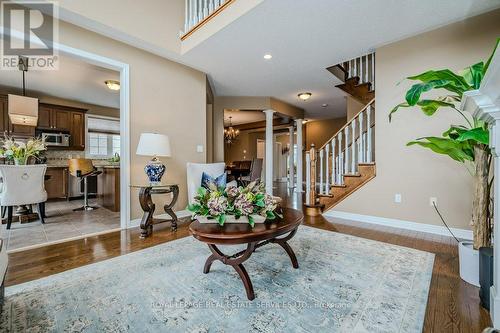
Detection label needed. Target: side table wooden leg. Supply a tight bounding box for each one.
[163,185,179,231]
[139,187,155,238]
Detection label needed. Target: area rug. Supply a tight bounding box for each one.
[1,225,434,332]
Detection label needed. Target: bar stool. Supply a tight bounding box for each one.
[68,159,102,211]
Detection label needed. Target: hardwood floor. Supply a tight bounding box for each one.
[5,182,491,332]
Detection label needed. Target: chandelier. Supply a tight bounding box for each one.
[224,116,240,144]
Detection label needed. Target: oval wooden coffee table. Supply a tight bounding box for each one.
[189,208,303,300]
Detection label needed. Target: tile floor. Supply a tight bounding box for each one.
[1,199,120,251]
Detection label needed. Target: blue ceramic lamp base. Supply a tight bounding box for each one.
[144,157,165,185]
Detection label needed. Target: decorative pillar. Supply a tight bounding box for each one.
[288,126,295,188]
[295,119,304,192]
[263,109,275,195]
[305,152,310,205]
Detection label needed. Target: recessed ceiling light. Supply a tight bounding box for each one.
[264,54,272,60]
[321,103,328,108]
[105,80,120,91]
[298,92,312,101]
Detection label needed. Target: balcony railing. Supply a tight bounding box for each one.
[182,0,235,40]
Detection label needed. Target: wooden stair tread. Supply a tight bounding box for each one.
[344,173,361,178]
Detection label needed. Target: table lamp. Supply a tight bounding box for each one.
[136,133,171,184]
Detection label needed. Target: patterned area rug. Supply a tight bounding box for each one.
[1,226,434,332]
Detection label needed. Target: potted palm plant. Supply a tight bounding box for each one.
[390,39,499,287]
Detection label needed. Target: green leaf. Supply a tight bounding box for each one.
[405,80,465,105]
[266,211,276,220]
[217,214,226,226]
[187,203,201,212]
[484,38,500,76]
[407,69,471,93]
[247,215,255,228]
[443,125,469,140]
[388,102,410,122]
[407,137,474,162]
[416,99,455,116]
[456,127,489,145]
[196,187,207,197]
[460,62,484,89]
[256,200,265,208]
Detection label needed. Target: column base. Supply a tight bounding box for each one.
[491,286,500,328]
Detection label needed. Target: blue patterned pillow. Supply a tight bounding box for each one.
[201,172,227,190]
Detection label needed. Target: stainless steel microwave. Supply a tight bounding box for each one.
[42,133,70,147]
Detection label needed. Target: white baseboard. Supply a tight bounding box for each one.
[128,209,191,229]
[323,210,473,241]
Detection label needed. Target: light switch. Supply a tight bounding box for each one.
[196,145,204,153]
[394,193,402,203]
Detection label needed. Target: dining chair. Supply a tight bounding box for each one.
[0,165,48,229]
[239,158,263,186]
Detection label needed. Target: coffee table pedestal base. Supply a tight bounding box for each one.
[203,228,298,300]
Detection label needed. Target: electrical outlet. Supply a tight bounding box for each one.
[394,193,402,203]
[430,197,437,206]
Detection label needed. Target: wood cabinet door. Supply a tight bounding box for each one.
[9,123,36,137]
[37,106,52,129]
[70,112,85,150]
[53,109,70,130]
[45,168,68,199]
[0,96,8,134]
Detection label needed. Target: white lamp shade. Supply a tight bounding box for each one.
[8,94,38,126]
[136,133,171,157]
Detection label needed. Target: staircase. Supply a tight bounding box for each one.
[305,53,376,214]
[328,52,375,104]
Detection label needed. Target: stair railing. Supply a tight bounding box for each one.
[307,99,375,196]
[182,0,235,40]
[342,52,376,90]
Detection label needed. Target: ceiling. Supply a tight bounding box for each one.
[0,53,120,108]
[182,0,500,119]
[224,109,266,126]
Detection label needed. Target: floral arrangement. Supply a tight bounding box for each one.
[0,135,47,165]
[187,181,281,227]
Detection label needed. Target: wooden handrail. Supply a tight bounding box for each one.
[319,98,375,150]
[181,0,236,41]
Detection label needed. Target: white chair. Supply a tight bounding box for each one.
[0,165,48,229]
[186,162,225,205]
[0,238,7,311]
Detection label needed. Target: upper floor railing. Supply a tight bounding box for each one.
[182,0,235,40]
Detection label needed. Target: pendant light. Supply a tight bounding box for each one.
[8,56,39,126]
[224,116,240,144]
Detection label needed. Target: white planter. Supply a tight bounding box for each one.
[458,241,480,287]
[197,215,266,224]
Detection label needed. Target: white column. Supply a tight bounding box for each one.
[319,149,324,194]
[359,111,365,163]
[263,110,275,195]
[491,120,500,328]
[305,152,311,204]
[351,120,356,173]
[325,143,330,194]
[344,125,350,174]
[184,0,189,32]
[288,126,295,188]
[295,119,304,192]
[367,104,373,163]
[331,138,336,185]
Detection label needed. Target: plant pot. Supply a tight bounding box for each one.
[197,215,266,224]
[479,246,494,310]
[459,241,480,287]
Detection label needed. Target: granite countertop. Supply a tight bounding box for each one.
[46,160,120,168]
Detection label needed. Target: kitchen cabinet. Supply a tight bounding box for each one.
[0,96,8,134]
[0,95,35,137]
[37,104,74,131]
[69,111,85,150]
[45,167,68,199]
[98,167,120,212]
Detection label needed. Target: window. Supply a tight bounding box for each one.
[88,133,108,156]
[112,135,120,155]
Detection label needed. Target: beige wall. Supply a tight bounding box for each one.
[335,9,500,230]
[305,117,347,150]
[56,20,207,218]
[346,96,364,121]
[270,98,305,119]
[57,0,184,55]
